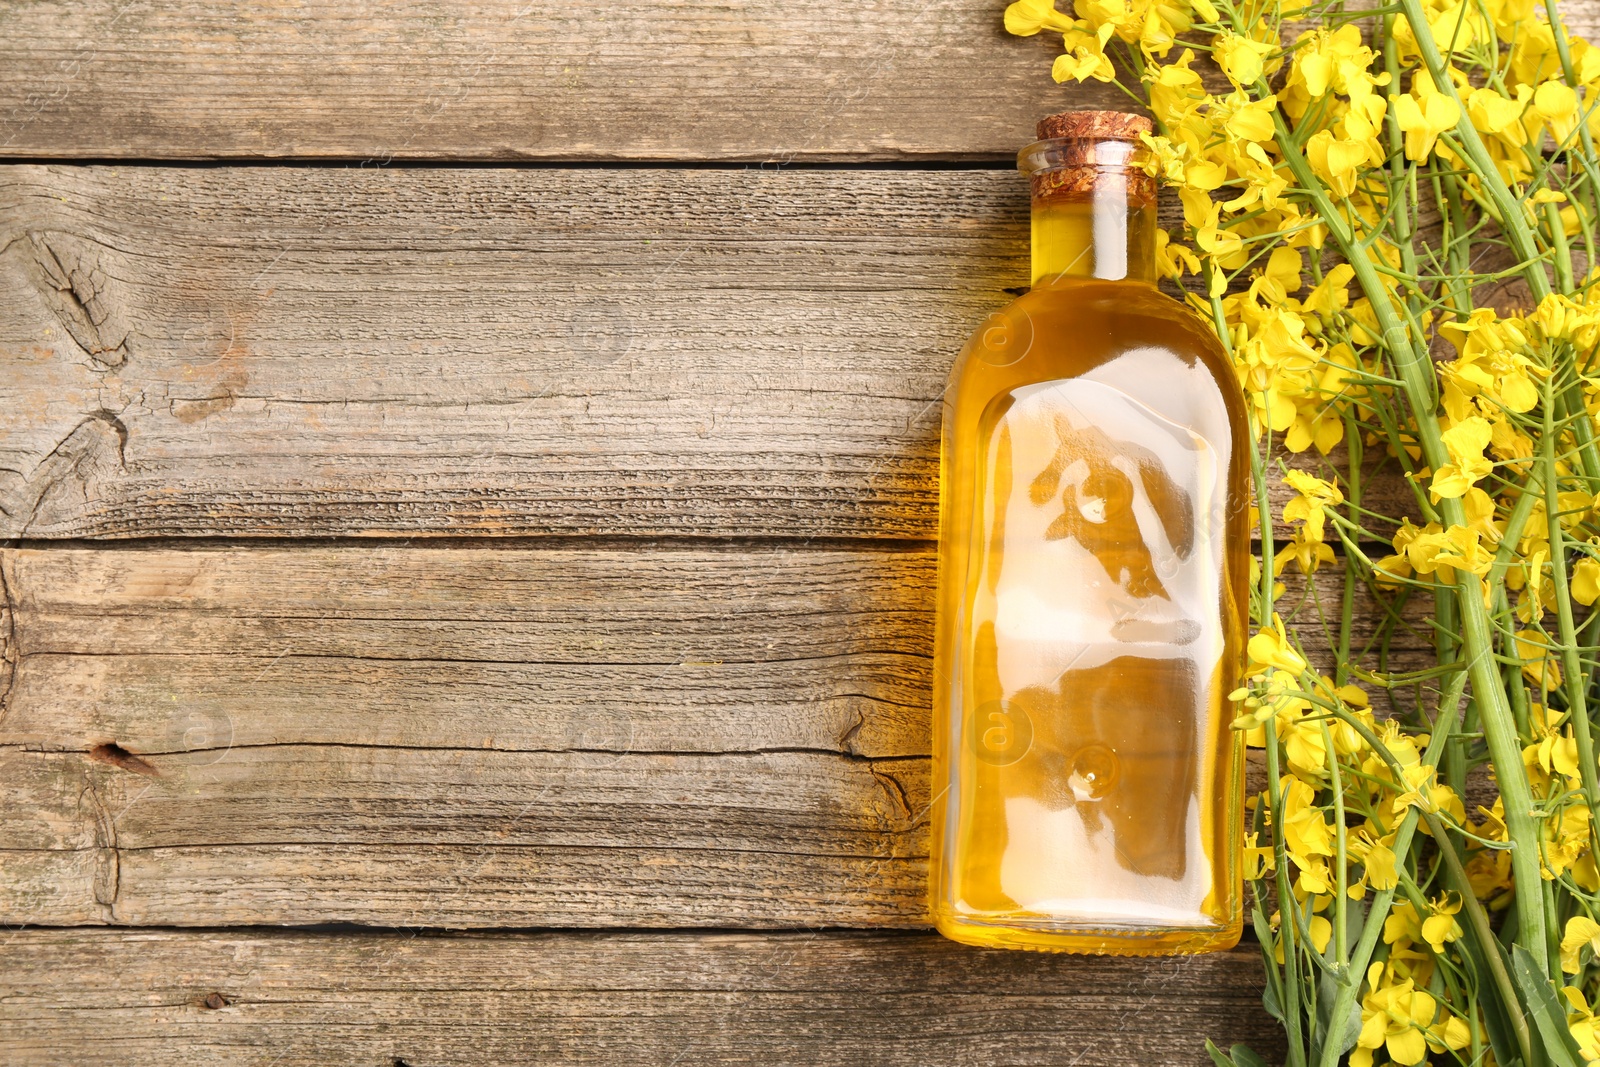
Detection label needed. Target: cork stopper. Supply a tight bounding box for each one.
[1024,109,1157,208]
[1035,110,1153,142]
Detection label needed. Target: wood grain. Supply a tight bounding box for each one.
[1,0,1594,163]
[0,164,1411,540]
[0,543,932,927]
[0,3,1515,1059]
[0,928,1283,1067]
[0,0,1111,162]
[0,543,1429,927]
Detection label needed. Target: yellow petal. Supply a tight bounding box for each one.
[1298,51,1333,97]
[1226,104,1276,142]
[1364,840,1398,889]
[1421,912,1461,951]
[1437,1012,1471,1050]
[1308,914,1332,952]
[1573,557,1600,607]
[1386,1026,1428,1066]
[1561,915,1600,973]
[1535,79,1578,119]
[1184,159,1227,191]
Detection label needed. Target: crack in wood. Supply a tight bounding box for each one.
[80,773,122,921]
[0,555,16,728]
[836,708,867,757]
[25,231,130,369]
[868,765,914,825]
[5,410,129,538]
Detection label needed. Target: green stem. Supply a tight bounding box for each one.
[1546,203,1575,293]
[1264,720,1309,1067]
[1273,102,1552,975]
[1396,0,1553,301]
[1544,381,1600,878]
[1541,0,1600,266]
[1322,717,1350,968]
[1428,809,1535,1067]
[1330,696,1534,1066]
[1311,704,1463,1067]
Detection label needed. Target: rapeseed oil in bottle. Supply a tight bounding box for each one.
[928,110,1250,954]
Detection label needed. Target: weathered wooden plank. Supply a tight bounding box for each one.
[0,544,932,926]
[0,928,1282,1067]
[2,0,1594,162]
[3,750,930,927]
[0,164,1412,540]
[0,0,1116,162]
[0,544,1429,927]
[1,545,934,756]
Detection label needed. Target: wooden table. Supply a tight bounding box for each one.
[16,1,1579,1061]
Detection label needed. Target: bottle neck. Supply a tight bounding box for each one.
[1030,180,1158,287]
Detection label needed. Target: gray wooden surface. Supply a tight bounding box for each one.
[0,930,1281,1066]
[0,0,1101,161]
[3,0,1551,1061]
[0,546,1416,932]
[0,165,1388,541]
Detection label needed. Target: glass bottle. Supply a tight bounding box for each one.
[928,110,1250,954]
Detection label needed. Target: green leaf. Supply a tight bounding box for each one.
[1261,975,1284,1022]
[1454,932,1521,1067]
[1500,893,1523,955]
[1511,943,1587,1067]
[1313,966,1360,1063]
[1227,1044,1270,1067]
[1204,1038,1236,1067]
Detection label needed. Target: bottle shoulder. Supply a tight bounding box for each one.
[948,279,1248,453]
[956,281,1237,396]
[963,280,1228,369]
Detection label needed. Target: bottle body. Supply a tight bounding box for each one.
[928,164,1251,953]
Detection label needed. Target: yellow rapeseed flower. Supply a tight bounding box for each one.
[1420,891,1464,952]
[1280,775,1336,861]
[1244,831,1276,878]
[1248,614,1309,674]
[1281,710,1328,774]
[1274,529,1336,575]
[1466,85,1528,142]
[1003,0,1076,35]
[1304,129,1368,199]
[1561,986,1600,1062]
[1561,915,1600,974]
[1393,70,1461,162]
[1283,25,1389,117]
[1351,831,1399,891]
[1430,416,1494,501]
[1401,522,1494,582]
[1052,28,1117,82]
[1215,32,1275,87]
[1351,962,1470,1066]
[1534,79,1580,142]
[1282,469,1344,542]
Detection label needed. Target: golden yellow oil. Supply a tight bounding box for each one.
[928,198,1251,954]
